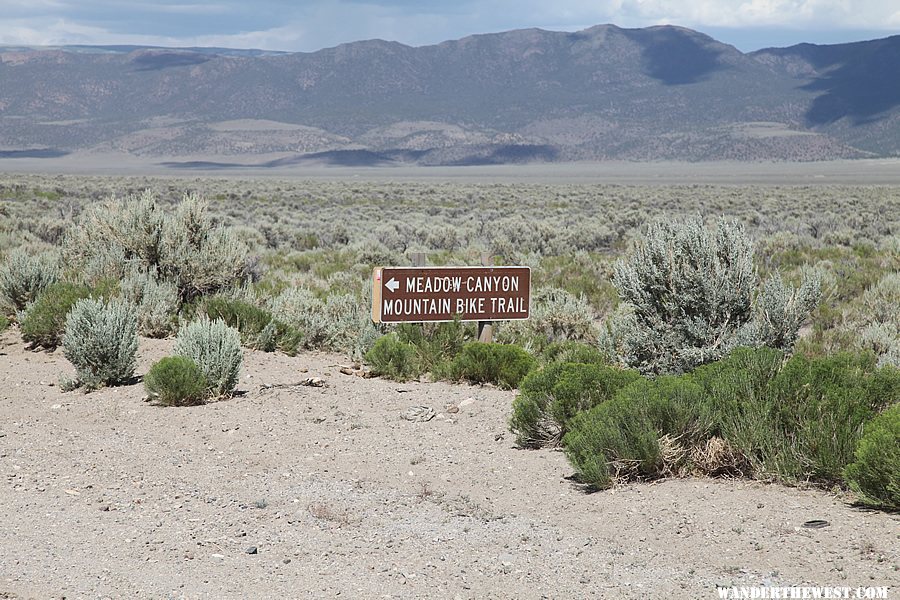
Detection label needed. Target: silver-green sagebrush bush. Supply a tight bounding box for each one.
[604,215,821,374]
[63,189,164,281]
[269,287,379,358]
[63,190,250,303]
[855,273,900,367]
[730,269,822,351]
[160,195,251,302]
[0,247,60,313]
[63,297,138,389]
[497,287,598,352]
[269,287,328,347]
[174,317,242,397]
[121,267,179,338]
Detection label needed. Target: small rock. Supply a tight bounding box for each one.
[99,505,111,512]
[458,397,476,408]
[339,367,355,376]
[211,553,225,559]
[401,406,435,422]
[301,377,326,387]
[283,558,292,564]
[245,546,258,555]
[446,405,460,414]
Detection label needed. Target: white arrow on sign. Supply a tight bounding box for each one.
[385,277,400,293]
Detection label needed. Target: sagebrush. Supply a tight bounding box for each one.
[63,297,138,389]
[174,317,243,397]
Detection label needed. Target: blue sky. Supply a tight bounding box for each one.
[0,0,897,52]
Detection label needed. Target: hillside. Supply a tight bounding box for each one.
[1,25,899,165]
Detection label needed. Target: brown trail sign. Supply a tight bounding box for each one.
[371,266,531,323]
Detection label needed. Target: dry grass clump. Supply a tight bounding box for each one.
[689,436,749,477]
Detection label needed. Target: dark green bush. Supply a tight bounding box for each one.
[691,347,790,475]
[449,342,537,390]
[844,403,900,510]
[0,315,8,333]
[538,340,606,366]
[20,279,118,349]
[695,349,898,483]
[21,282,92,348]
[365,333,422,382]
[563,376,706,489]
[204,295,301,355]
[767,352,896,482]
[396,319,472,376]
[144,356,208,406]
[562,347,900,490]
[510,362,640,447]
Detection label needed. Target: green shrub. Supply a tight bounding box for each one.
[0,247,60,312]
[765,352,897,482]
[695,348,898,483]
[844,404,900,510]
[510,362,641,447]
[690,347,788,475]
[449,342,537,389]
[365,333,422,381]
[561,347,900,489]
[563,376,706,489]
[538,340,606,366]
[396,319,472,376]
[20,282,93,348]
[144,356,208,406]
[0,314,9,333]
[63,297,138,389]
[203,295,300,354]
[174,317,243,397]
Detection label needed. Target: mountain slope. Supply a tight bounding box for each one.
[752,35,900,156]
[1,25,897,164]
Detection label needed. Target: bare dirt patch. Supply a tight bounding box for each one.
[0,330,897,599]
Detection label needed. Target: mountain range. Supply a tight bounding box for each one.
[1,24,899,166]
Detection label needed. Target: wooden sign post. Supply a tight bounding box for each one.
[371,266,531,329]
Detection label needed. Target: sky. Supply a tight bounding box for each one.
[0,0,898,53]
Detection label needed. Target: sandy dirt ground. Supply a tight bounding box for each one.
[0,329,897,599]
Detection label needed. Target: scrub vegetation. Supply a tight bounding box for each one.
[0,174,897,507]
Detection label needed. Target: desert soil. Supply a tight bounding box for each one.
[0,329,897,599]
